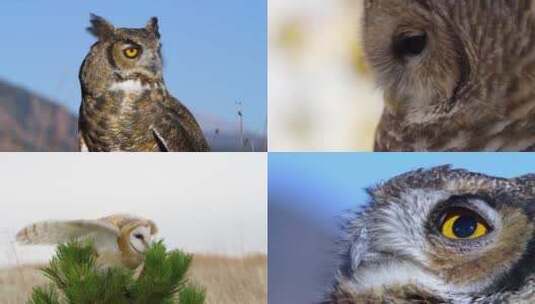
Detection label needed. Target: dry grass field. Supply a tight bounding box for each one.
[189,254,267,304]
[0,254,267,304]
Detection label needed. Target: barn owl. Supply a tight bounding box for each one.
[16,214,158,270]
[78,14,209,152]
[363,0,535,151]
[325,166,535,303]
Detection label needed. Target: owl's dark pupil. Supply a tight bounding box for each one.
[393,33,427,58]
[452,215,477,238]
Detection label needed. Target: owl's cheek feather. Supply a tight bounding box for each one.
[327,279,449,304]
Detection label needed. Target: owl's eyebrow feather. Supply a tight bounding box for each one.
[120,39,142,48]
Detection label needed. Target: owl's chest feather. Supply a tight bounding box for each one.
[375,110,535,152]
[108,79,160,118]
[81,79,167,151]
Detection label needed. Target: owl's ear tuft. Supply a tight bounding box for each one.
[146,17,160,39]
[87,13,115,40]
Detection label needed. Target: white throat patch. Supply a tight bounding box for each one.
[109,79,151,94]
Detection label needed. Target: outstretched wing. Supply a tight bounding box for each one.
[151,96,210,152]
[16,219,120,252]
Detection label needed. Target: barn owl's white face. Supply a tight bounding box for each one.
[129,225,153,254]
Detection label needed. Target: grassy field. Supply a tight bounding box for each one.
[0,254,267,304]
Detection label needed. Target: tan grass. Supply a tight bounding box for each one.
[0,254,267,304]
[189,254,267,304]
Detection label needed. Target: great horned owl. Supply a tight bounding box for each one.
[16,214,158,270]
[78,14,209,152]
[364,0,535,151]
[325,166,535,303]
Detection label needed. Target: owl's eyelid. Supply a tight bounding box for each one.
[121,39,142,50]
[439,207,491,229]
[395,28,426,38]
[123,45,140,51]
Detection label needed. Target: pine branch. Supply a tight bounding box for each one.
[28,240,205,304]
[178,284,206,304]
[28,285,62,304]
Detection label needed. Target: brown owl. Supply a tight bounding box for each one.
[78,14,209,152]
[325,166,535,303]
[364,0,535,151]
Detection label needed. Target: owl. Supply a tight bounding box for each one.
[78,14,209,152]
[325,166,535,303]
[16,214,158,270]
[363,0,535,151]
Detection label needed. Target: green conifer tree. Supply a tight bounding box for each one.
[28,240,205,304]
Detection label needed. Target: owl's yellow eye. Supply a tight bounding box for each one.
[440,209,489,240]
[124,47,140,58]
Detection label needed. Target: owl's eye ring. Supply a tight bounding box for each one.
[392,30,427,59]
[439,207,491,240]
[123,46,141,59]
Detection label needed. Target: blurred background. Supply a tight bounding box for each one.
[0,153,266,265]
[0,0,267,151]
[0,153,267,304]
[269,0,382,151]
[268,153,535,304]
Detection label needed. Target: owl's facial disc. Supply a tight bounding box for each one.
[129,225,152,254]
[112,39,163,80]
[351,191,503,297]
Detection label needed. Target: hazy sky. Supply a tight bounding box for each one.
[270,153,535,230]
[0,0,266,133]
[0,153,267,268]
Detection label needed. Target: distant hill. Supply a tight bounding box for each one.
[0,79,266,152]
[0,79,78,151]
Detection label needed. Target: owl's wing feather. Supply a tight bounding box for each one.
[152,96,210,152]
[16,220,120,251]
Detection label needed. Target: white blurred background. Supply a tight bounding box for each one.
[269,0,383,151]
[0,153,267,268]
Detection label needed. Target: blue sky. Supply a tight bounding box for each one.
[0,0,266,133]
[269,153,535,229]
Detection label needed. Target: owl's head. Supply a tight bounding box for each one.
[332,166,535,302]
[363,0,535,124]
[128,223,156,254]
[86,14,163,80]
[115,218,158,262]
